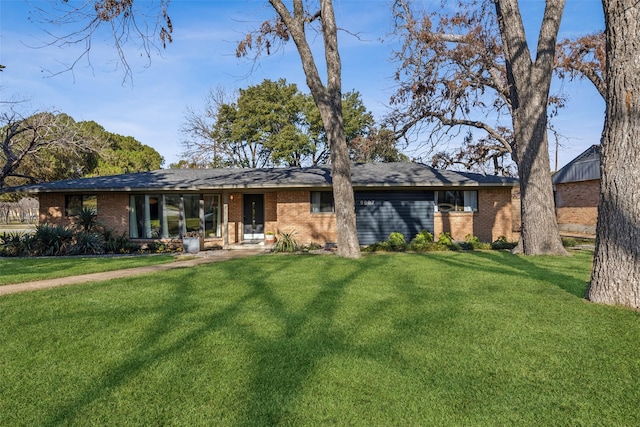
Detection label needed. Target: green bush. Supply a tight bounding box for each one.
[437,232,453,246]
[562,237,579,248]
[386,232,407,252]
[0,232,34,257]
[33,224,74,256]
[362,242,389,252]
[72,207,101,233]
[460,234,491,251]
[70,232,106,255]
[408,230,437,252]
[273,230,300,253]
[491,235,518,250]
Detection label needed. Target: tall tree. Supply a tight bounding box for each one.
[237,0,361,258]
[587,1,640,309]
[391,0,567,254]
[181,79,310,168]
[493,0,567,255]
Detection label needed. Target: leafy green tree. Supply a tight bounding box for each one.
[181,79,385,168]
[80,121,164,174]
[1,110,163,188]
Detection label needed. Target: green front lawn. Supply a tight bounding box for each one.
[1,250,639,426]
[0,255,176,285]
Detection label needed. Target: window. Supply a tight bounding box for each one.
[435,190,478,212]
[65,194,97,216]
[204,195,221,238]
[183,195,201,235]
[130,195,161,238]
[311,191,334,213]
[129,194,221,239]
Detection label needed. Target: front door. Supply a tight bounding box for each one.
[243,194,265,240]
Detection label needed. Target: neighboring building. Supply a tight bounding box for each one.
[552,145,600,236]
[1,162,518,248]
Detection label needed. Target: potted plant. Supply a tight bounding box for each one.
[265,231,276,244]
[182,231,202,254]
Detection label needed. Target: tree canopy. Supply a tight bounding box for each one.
[1,109,163,188]
[179,78,403,168]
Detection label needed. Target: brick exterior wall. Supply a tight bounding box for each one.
[38,193,65,226]
[555,179,599,235]
[275,191,338,246]
[36,187,515,247]
[434,188,514,242]
[97,193,129,235]
[38,193,129,235]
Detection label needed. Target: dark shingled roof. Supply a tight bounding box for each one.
[552,145,600,185]
[1,162,518,194]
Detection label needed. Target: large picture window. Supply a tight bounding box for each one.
[65,194,97,216]
[435,190,478,212]
[129,194,221,239]
[311,191,334,214]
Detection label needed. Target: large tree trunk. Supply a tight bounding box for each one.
[269,0,360,258]
[587,0,640,309]
[494,0,567,255]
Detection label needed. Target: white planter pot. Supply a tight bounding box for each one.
[182,237,201,254]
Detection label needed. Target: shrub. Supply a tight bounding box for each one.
[491,235,518,250]
[386,232,407,252]
[70,232,106,255]
[33,224,74,256]
[437,232,453,246]
[306,242,323,251]
[408,230,436,252]
[273,230,300,253]
[0,232,34,257]
[362,242,389,252]
[460,234,491,251]
[562,237,579,248]
[72,207,100,233]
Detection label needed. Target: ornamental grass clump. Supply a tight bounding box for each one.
[272,230,300,253]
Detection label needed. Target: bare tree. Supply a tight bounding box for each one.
[1,109,93,188]
[391,0,567,255]
[586,1,640,309]
[555,31,606,99]
[237,0,361,258]
[389,0,514,171]
[493,0,567,255]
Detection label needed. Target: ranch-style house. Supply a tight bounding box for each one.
[2,162,519,249]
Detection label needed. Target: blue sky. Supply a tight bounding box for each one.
[1,0,604,169]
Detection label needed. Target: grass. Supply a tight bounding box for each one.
[1,249,639,426]
[0,255,176,285]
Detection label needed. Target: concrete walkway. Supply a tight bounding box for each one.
[0,249,266,296]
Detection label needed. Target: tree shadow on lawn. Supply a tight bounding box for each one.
[45,254,436,425]
[428,250,592,298]
[42,250,591,425]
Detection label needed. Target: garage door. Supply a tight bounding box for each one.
[355,191,434,245]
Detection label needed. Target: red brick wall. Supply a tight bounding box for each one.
[97,193,129,235]
[555,179,599,235]
[264,192,278,234]
[434,188,514,242]
[227,193,242,244]
[276,190,337,245]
